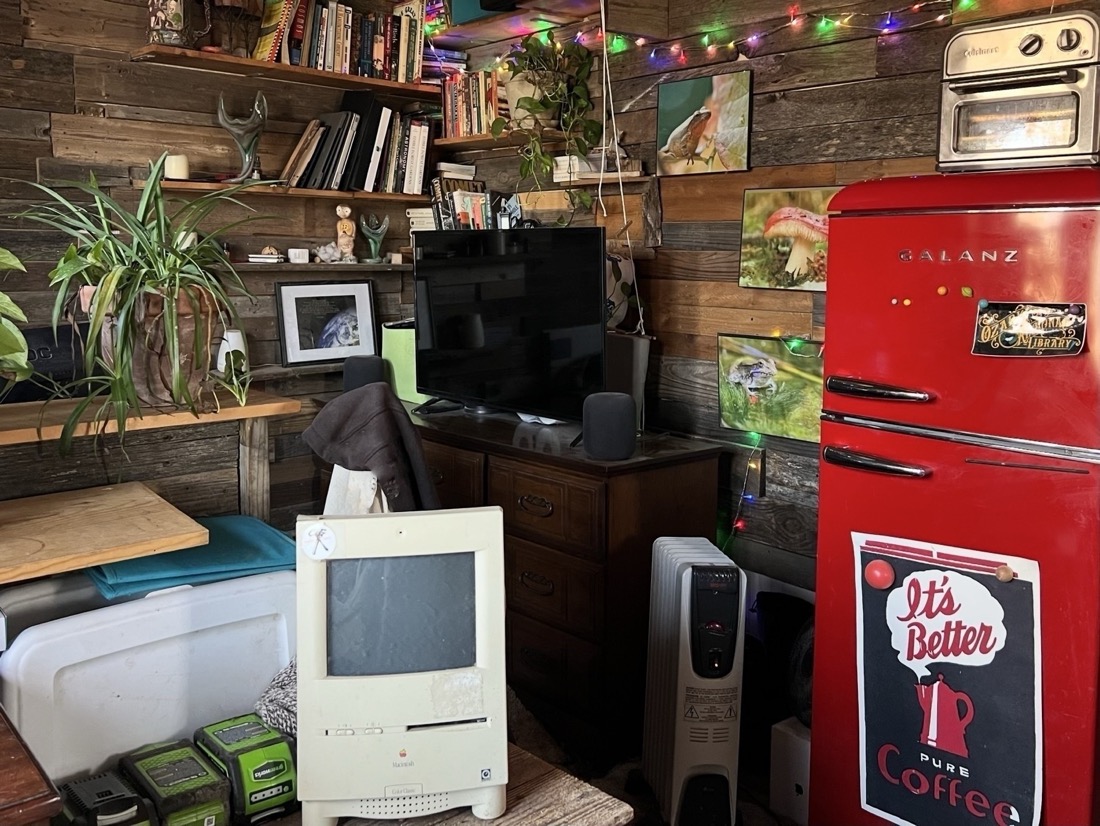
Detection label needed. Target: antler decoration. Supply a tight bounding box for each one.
[217,91,267,183]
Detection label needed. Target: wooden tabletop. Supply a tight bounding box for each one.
[279,744,634,826]
[0,704,61,826]
[0,482,208,585]
[0,389,300,447]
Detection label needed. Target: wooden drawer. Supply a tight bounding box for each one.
[488,457,605,561]
[507,611,601,714]
[505,536,603,640]
[422,440,484,509]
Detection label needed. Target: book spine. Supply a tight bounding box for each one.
[324,0,337,71]
[395,13,409,83]
[371,13,385,79]
[393,115,411,193]
[404,13,418,86]
[288,0,309,64]
[315,5,328,70]
[350,11,361,75]
[342,4,352,73]
[359,13,371,76]
[306,2,322,66]
[388,14,401,82]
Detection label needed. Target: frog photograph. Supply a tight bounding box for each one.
[655,70,751,176]
[717,334,824,442]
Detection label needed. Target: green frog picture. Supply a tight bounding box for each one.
[656,72,751,176]
[718,334,824,443]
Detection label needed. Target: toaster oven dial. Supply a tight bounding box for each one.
[1019,33,1044,56]
[1057,27,1082,51]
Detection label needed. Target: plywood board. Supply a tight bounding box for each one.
[0,482,208,584]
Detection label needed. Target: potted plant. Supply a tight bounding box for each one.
[490,31,603,202]
[17,153,262,449]
[0,246,31,395]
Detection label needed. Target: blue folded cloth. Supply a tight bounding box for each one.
[85,515,295,599]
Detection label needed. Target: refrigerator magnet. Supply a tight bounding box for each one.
[972,302,1086,357]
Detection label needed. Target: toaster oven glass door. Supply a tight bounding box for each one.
[955,93,1078,153]
[939,68,1100,170]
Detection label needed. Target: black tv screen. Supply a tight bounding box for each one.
[413,227,606,422]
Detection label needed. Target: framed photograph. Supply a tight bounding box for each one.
[656,70,751,176]
[738,186,841,291]
[718,334,824,443]
[276,280,376,366]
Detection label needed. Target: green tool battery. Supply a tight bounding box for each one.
[118,739,230,826]
[53,770,157,826]
[193,714,297,824]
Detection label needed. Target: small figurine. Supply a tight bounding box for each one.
[358,213,389,263]
[312,242,342,263]
[335,204,357,262]
[217,91,267,183]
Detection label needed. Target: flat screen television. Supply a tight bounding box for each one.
[412,227,606,422]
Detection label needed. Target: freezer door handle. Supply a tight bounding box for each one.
[822,446,931,478]
[826,376,932,402]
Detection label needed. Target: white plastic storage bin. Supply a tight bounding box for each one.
[770,716,811,826]
[0,571,296,782]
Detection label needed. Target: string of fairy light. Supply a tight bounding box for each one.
[446,0,969,70]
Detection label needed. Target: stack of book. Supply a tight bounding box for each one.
[442,70,500,138]
[429,176,487,229]
[255,0,427,83]
[280,90,436,194]
[421,45,466,85]
[436,161,475,180]
[406,206,437,241]
[552,155,644,183]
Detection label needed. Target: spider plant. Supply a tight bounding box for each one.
[17,152,264,450]
[0,246,31,395]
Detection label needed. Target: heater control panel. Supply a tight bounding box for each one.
[690,565,741,678]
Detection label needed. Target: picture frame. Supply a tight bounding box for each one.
[656,70,751,176]
[738,186,842,291]
[717,333,825,443]
[275,280,376,366]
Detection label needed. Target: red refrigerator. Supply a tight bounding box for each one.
[810,168,1100,826]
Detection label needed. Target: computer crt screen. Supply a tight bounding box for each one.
[327,553,476,676]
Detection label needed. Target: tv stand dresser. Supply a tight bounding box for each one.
[409,406,723,762]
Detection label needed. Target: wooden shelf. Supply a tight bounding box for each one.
[0,482,209,585]
[0,389,300,447]
[129,44,442,101]
[229,262,412,272]
[145,179,431,203]
[248,363,344,381]
[435,130,567,152]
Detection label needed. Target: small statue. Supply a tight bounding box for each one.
[335,204,357,263]
[312,242,342,263]
[358,213,389,263]
[217,91,267,183]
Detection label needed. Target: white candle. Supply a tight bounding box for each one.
[165,154,190,180]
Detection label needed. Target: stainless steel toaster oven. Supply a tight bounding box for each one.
[939,11,1100,171]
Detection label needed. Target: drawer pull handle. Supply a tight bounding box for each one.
[518,494,554,517]
[520,570,555,596]
[427,465,445,485]
[519,646,555,673]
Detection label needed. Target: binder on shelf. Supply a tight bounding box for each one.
[279,117,322,182]
[339,90,382,191]
[252,0,294,62]
[303,111,350,190]
[328,111,360,189]
[363,106,393,192]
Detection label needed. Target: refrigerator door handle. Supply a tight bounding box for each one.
[826,376,932,402]
[822,446,931,478]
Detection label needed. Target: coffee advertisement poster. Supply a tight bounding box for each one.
[853,533,1042,826]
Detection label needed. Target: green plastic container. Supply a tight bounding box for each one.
[193,714,297,824]
[118,739,230,826]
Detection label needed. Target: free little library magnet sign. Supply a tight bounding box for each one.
[973,302,1085,356]
[853,533,1042,826]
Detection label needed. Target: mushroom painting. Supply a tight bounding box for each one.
[738,186,842,291]
[656,71,750,176]
[718,334,825,443]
